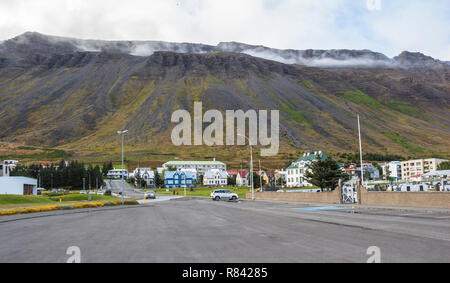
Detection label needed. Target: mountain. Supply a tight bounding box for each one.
[0,32,449,164]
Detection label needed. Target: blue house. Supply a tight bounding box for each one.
[164,170,197,189]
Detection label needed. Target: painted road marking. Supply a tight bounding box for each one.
[294,206,348,211]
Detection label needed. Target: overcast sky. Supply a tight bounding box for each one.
[0,0,449,60]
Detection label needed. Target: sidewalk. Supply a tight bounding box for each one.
[246,198,450,214]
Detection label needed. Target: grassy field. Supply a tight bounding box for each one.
[0,195,54,205]
[0,194,118,206]
[152,187,252,199]
[48,194,118,202]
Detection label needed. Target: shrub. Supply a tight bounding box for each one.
[71,202,104,209]
[0,205,60,216]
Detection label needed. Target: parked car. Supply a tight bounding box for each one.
[97,191,104,196]
[80,190,87,194]
[211,190,239,201]
[145,191,156,199]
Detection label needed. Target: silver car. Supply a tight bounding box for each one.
[211,190,239,201]
[145,191,156,199]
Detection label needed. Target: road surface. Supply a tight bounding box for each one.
[0,198,449,263]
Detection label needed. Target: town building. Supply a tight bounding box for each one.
[203,169,228,187]
[421,170,450,181]
[107,169,129,179]
[164,170,197,189]
[286,151,328,188]
[256,171,270,186]
[162,159,226,176]
[401,158,448,181]
[230,171,249,187]
[0,160,18,177]
[343,163,380,181]
[132,168,155,187]
[380,161,402,181]
[0,176,38,195]
[274,170,287,185]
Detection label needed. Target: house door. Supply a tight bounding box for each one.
[23,184,34,195]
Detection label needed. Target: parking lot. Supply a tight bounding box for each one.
[0,198,449,263]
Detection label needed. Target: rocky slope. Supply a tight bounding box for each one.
[0,32,449,161]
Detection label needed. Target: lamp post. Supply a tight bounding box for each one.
[357,115,364,187]
[237,134,254,201]
[118,130,129,205]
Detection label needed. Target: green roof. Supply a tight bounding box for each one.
[295,152,329,163]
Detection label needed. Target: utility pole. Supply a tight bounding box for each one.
[259,160,263,192]
[358,115,364,187]
[237,134,254,200]
[118,130,128,205]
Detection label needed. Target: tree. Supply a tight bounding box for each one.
[227,175,237,186]
[154,171,163,188]
[304,156,349,192]
[385,166,392,181]
[249,172,261,189]
[437,161,450,171]
[102,162,113,177]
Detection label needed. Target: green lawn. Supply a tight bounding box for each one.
[0,195,54,205]
[154,187,252,198]
[0,194,118,205]
[48,194,118,202]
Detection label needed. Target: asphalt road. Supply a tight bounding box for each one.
[107,179,145,199]
[0,198,449,263]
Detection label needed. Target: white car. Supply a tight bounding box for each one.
[97,191,104,196]
[145,191,156,199]
[211,190,239,201]
[80,190,87,194]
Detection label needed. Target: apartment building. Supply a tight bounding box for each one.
[162,159,226,176]
[401,158,448,181]
[381,161,402,181]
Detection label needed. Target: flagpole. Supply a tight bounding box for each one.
[358,115,364,186]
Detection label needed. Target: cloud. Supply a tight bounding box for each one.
[0,0,449,60]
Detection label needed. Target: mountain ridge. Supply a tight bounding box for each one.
[1,32,447,69]
[0,32,449,164]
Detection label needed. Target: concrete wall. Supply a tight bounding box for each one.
[359,187,450,209]
[247,187,342,204]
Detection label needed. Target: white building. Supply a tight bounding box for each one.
[163,159,226,176]
[381,161,402,180]
[203,169,228,187]
[107,169,129,179]
[236,171,250,187]
[0,176,38,195]
[401,158,448,181]
[0,160,19,177]
[132,168,155,187]
[287,151,328,188]
[422,170,450,181]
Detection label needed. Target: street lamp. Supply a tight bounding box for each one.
[118,130,129,205]
[237,134,254,201]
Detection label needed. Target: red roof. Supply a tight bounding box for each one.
[237,171,249,178]
[227,171,249,178]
